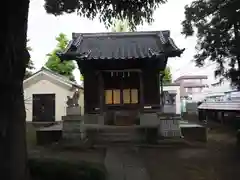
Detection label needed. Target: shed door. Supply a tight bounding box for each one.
[32,94,55,122]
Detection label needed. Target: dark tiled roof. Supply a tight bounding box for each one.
[59,31,184,60]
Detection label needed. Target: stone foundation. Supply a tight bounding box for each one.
[66,106,81,115]
[140,113,159,126]
[62,106,85,140]
[62,119,85,140]
[61,110,182,142]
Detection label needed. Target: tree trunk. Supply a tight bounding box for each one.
[0,0,30,180]
[232,23,240,88]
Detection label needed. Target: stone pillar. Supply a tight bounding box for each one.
[66,106,81,115]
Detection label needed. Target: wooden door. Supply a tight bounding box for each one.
[32,94,55,122]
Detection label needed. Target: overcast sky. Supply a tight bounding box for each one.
[27,0,217,84]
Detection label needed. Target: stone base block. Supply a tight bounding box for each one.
[62,119,85,140]
[63,120,81,131]
[66,106,81,115]
[140,113,159,126]
[62,115,83,121]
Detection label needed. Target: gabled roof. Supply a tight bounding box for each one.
[58,31,185,61]
[174,75,208,82]
[24,67,83,89]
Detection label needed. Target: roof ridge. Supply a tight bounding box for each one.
[72,30,170,39]
[57,30,184,61]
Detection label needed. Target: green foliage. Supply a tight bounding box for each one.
[80,75,84,81]
[182,0,240,88]
[44,0,167,30]
[162,66,172,85]
[45,33,76,81]
[25,39,35,79]
[111,19,131,32]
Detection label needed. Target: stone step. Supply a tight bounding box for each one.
[95,135,140,142]
[100,132,136,136]
[98,135,140,141]
[93,129,142,143]
[92,127,138,134]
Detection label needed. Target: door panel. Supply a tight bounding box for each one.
[32,94,55,122]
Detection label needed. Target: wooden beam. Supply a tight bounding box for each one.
[139,72,144,112]
[102,69,142,72]
[160,74,164,109]
[98,71,104,115]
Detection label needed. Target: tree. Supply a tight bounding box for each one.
[45,33,76,81]
[44,0,167,30]
[0,1,30,179]
[111,19,131,32]
[162,66,172,84]
[1,0,167,179]
[25,39,35,79]
[182,0,240,88]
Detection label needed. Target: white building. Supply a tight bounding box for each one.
[24,67,84,122]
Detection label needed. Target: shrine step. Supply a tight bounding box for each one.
[87,127,143,143]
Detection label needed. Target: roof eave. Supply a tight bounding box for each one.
[167,48,185,57]
[57,52,79,61]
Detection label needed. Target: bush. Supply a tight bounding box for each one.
[28,158,106,180]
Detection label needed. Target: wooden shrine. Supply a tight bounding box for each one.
[59,31,184,126]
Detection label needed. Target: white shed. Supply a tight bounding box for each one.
[24,67,84,122]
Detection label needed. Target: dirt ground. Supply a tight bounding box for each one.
[27,122,240,180]
[140,124,240,180]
